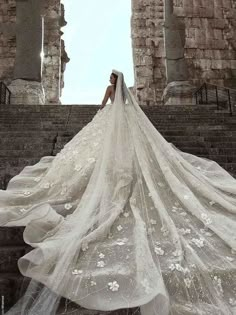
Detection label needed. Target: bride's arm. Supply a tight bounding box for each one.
[100,86,111,109]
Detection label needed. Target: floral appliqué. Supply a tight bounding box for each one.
[97,261,105,268]
[108,281,119,292]
[72,269,83,275]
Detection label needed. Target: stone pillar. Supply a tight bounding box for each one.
[162,0,195,105]
[9,0,45,105]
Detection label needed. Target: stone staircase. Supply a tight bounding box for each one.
[0,104,236,312]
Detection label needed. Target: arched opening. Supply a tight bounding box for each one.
[61,0,134,104]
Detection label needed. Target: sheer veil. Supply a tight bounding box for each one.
[2,70,236,315]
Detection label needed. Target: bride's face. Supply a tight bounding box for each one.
[109,74,116,85]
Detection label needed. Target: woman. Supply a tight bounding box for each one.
[100,72,118,108]
[1,70,236,315]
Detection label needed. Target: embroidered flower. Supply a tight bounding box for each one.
[108,281,119,292]
[99,253,105,259]
[97,261,105,268]
[157,182,165,187]
[173,250,182,257]
[23,191,31,196]
[150,219,157,225]
[43,183,50,189]
[171,207,178,213]
[117,225,123,232]
[20,208,27,213]
[116,238,128,246]
[213,276,223,294]
[200,229,213,237]
[81,243,89,252]
[123,212,130,218]
[60,187,67,195]
[169,264,189,273]
[141,279,152,294]
[201,213,212,225]
[178,228,191,235]
[183,195,190,200]
[175,264,183,272]
[161,226,169,236]
[180,212,187,216]
[169,264,176,271]
[154,247,165,256]
[229,298,236,306]
[184,278,192,288]
[72,269,83,275]
[34,177,41,182]
[191,238,205,248]
[74,164,82,171]
[90,280,97,286]
[65,203,73,210]
[209,201,216,206]
[226,256,234,262]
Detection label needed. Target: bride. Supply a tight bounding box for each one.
[0,70,236,315]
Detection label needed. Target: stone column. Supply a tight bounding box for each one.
[162,0,195,105]
[9,0,45,105]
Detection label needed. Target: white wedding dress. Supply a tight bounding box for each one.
[0,70,236,315]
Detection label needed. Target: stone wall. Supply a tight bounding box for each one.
[131,0,166,106]
[0,0,69,104]
[131,0,236,105]
[42,1,69,104]
[175,0,236,88]
[0,0,16,86]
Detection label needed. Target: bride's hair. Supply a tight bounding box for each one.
[111,72,118,91]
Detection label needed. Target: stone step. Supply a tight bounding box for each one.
[0,245,30,273]
[165,135,236,142]
[56,133,236,143]
[177,147,236,155]
[0,104,227,113]
[197,154,236,163]
[0,129,234,138]
[0,227,25,246]
[1,122,234,129]
[0,138,56,146]
[0,143,54,151]
[0,157,40,168]
[169,141,236,148]
[0,150,53,157]
[0,131,58,138]
[161,130,236,136]
[54,139,236,150]
[0,273,27,309]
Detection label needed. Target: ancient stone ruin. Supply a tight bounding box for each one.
[0,0,236,105]
[0,0,69,105]
[131,0,236,105]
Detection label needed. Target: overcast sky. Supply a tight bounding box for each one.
[60,0,134,105]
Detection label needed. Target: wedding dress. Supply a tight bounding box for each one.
[0,70,236,315]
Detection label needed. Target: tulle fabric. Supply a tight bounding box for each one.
[0,70,236,315]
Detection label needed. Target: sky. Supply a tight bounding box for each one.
[60,0,134,105]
